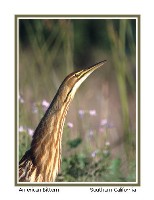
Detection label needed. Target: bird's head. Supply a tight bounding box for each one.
[58,60,107,102]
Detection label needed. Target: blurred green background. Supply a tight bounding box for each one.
[18,18,137,182]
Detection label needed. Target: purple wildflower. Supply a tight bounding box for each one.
[91,150,99,158]
[100,118,114,128]
[42,100,50,108]
[19,94,24,103]
[67,122,74,128]
[78,109,85,118]
[27,128,34,136]
[42,100,50,111]
[32,103,38,113]
[89,110,96,116]
[100,119,108,126]
[19,126,25,132]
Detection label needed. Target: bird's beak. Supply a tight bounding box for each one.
[75,60,107,83]
[70,60,107,98]
[82,60,107,76]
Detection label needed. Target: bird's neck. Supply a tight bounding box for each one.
[30,92,72,182]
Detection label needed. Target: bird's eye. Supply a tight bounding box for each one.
[74,70,83,78]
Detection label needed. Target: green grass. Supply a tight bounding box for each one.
[18,18,137,182]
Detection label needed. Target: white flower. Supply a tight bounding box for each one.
[105,141,110,146]
[89,130,94,136]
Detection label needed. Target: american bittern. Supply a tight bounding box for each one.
[19,60,107,182]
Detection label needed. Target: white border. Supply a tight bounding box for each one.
[16,15,139,186]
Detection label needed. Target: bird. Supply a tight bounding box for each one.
[19,60,107,182]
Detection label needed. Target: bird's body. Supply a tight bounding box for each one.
[19,60,107,182]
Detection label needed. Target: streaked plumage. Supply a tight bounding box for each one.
[19,60,107,182]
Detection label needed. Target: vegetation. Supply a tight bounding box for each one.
[18,18,137,182]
